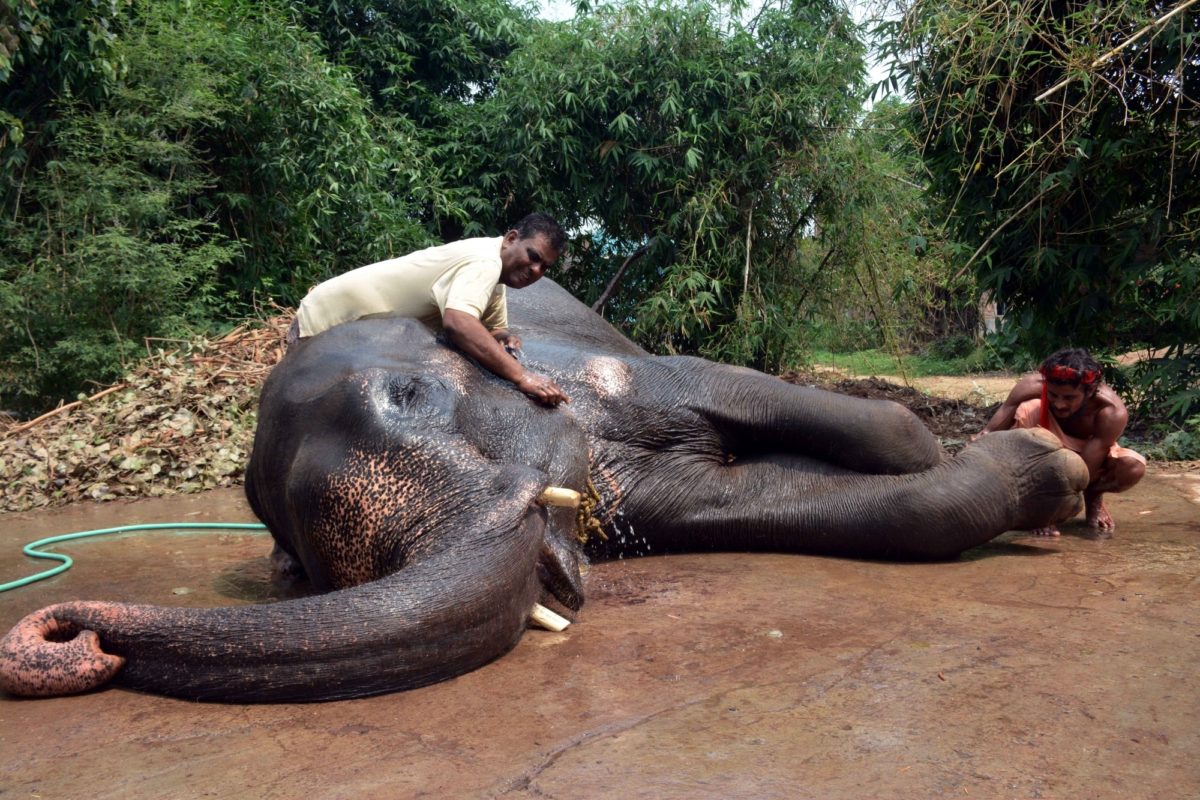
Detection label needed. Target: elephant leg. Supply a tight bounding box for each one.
[602,428,1087,561]
[687,361,945,474]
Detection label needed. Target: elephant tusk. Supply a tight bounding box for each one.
[529,603,571,632]
[537,486,581,509]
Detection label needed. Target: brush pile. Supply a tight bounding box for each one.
[0,316,291,513]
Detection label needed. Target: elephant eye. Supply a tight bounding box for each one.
[386,376,452,423]
[388,378,423,409]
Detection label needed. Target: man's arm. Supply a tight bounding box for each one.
[973,373,1042,439]
[1078,405,1125,486]
[442,310,568,405]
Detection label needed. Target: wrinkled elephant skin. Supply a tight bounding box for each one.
[0,280,1088,701]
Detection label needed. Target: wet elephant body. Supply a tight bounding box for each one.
[0,280,1088,701]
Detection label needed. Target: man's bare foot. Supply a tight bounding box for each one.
[1030,524,1061,537]
[1086,498,1115,533]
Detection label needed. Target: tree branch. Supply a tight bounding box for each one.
[591,243,651,313]
[952,188,1050,281]
[793,245,837,312]
[1035,0,1200,102]
[742,199,754,296]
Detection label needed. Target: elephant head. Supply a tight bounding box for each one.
[245,318,591,608]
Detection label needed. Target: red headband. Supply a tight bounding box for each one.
[1040,364,1100,385]
[1038,364,1099,429]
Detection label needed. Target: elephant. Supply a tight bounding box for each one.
[0,279,1088,702]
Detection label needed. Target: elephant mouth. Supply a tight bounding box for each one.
[532,484,586,613]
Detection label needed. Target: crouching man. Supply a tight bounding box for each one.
[974,347,1145,536]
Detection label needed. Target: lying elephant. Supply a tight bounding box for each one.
[0,280,1088,701]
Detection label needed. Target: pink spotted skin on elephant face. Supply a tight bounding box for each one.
[311,443,469,587]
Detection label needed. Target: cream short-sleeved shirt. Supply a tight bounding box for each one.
[295,237,508,338]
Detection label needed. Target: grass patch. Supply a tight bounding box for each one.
[809,348,996,377]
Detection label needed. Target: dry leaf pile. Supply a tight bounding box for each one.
[0,316,291,513]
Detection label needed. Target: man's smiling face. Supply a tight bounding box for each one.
[499,231,559,289]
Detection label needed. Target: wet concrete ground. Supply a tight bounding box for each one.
[1,469,1197,799]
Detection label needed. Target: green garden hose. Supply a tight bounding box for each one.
[0,522,267,593]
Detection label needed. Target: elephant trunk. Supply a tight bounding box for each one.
[0,509,546,703]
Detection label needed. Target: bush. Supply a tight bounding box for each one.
[0,56,236,410]
[1143,416,1200,461]
[925,334,975,361]
[1114,349,1200,437]
[0,0,431,411]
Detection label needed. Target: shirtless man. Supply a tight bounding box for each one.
[973,347,1146,536]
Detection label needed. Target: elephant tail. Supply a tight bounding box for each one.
[0,510,547,703]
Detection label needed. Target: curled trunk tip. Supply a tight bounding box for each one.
[0,606,125,697]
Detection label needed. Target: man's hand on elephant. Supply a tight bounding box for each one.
[492,329,523,354]
[517,372,569,406]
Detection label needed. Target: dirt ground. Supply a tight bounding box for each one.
[810,369,1019,406]
[1,464,1197,799]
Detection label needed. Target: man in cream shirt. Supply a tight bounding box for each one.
[291,212,569,406]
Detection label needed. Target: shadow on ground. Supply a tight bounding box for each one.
[1,470,1197,799]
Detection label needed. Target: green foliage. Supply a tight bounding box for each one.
[0,0,132,168]
[804,98,978,363]
[811,348,974,377]
[6,0,1092,414]
[925,334,975,361]
[292,0,530,124]
[192,2,430,299]
[1,0,429,409]
[1114,347,1200,432]
[1143,416,1200,460]
[287,0,534,242]
[477,0,868,370]
[805,316,883,353]
[881,0,1200,356]
[0,79,235,407]
[970,328,1040,373]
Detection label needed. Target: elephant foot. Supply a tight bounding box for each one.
[0,605,125,697]
[968,428,1088,532]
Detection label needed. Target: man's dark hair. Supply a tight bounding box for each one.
[1040,347,1102,390]
[513,212,567,254]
